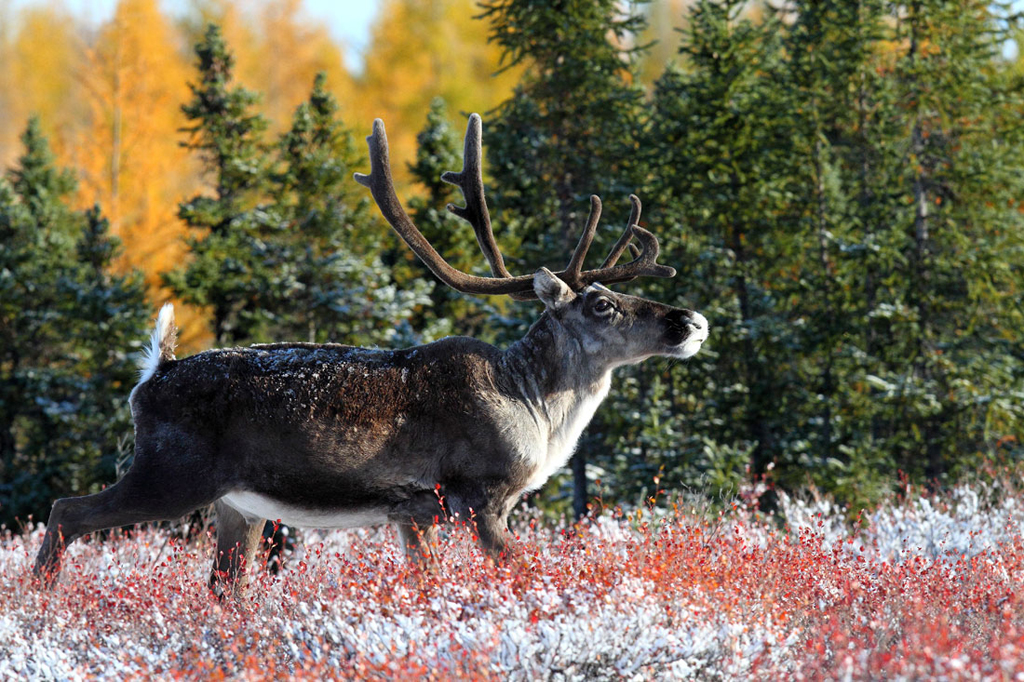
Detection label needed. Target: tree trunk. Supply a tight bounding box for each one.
[856,51,882,444]
[814,133,835,462]
[0,421,16,483]
[905,3,944,481]
[730,227,771,473]
[571,450,588,520]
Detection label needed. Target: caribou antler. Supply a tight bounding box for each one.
[439,114,511,280]
[353,114,675,300]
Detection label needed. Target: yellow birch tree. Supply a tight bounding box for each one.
[182,0,353,134]
[256,0,353,132]
[0,6,15,168]
[72,0,208,348]
[357,0,523,183]
[3,6,81,166]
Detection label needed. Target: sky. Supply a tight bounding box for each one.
[8,0,382,70]
[7,0,1021,63]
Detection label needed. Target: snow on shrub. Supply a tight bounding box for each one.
[2,479,1024,680]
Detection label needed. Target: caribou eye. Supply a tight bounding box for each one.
[593,299,613,314]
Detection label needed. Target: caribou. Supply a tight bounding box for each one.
[33,114,708,594]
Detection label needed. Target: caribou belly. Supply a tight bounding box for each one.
[220,491,390,529]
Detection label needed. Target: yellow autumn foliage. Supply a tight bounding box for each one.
[357,0,523,182]
[0,5,81,167]
[1,0,525,349]
[186,0,355,135]
[69,0,213,349]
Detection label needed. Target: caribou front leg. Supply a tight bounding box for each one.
[396,521,440,565]
[445,488,515,562]
[474,511,512,560]
[392,490,446,566]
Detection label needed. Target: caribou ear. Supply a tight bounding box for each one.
[533,268,575,311]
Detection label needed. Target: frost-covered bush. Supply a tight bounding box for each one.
[3,480,1024,680]
[779,479,1024,564]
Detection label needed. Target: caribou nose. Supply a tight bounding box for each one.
[667,309,709,359]
[689,311,709,336]
[665,308,708,347]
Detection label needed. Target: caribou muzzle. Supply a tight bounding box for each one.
[664,308,709,358]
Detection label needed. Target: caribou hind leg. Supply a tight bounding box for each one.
[32,432,224,586]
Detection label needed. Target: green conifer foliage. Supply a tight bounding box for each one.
[268,73,434,347]
[0,119,147,527]
[863,0,1024,484]
[480,0,650,517]
[635,0,1024,507]
[168,29,432,350]
[165,24,273,346]
[634,0,797,500]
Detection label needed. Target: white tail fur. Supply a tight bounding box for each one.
[137,303,176,384]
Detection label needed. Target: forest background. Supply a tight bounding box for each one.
[2,0,1023,529]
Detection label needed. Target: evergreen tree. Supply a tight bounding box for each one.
[168,28,434,350]
[481,0,648,266]
[641,0,798,499]
[404,98,498,342]
[0,118,147,527]
[164,23,273,346]
[480,0,650,517]
[775,0,899,501]
[861,0,1024,483]
[267,73,435,347]
[635,0,1024,506]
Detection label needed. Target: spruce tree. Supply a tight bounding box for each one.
[643,0,797,496]
[863,0,1024,482]
[404,98,497,342]
[0,119,147,527]
[268,73,434,347]
[776,0,900,501]
[164,23,273,346]
[636,0,1024,505]
[168,29,432,350]
[480,0,649,517]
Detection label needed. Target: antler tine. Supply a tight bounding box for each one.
[600,194,642,269]
[439,114,511,280]
[562,195,602,290]
[557,193,674,291]
[576,225,676,289]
